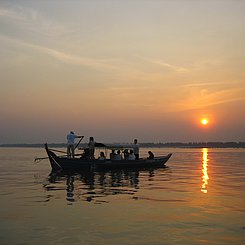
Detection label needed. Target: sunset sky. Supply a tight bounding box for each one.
[0,0,244,144]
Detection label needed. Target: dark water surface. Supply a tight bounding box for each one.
[0,147,244,245]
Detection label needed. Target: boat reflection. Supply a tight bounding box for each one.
[201,148,209,194]
[44,166,168,203]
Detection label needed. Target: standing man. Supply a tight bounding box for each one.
[67,131,83,158]
[133,138,139,160]
[88,136,95,159]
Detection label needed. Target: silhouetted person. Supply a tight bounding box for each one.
[98,152,106,160]
[88,137,95,159]
[110,149,116,160]
[133,139,139,160]
[123,149,129,160]
[128,149,136,160]
[147,151,154,159]
[115,150,122,160]
[67,131,82,158]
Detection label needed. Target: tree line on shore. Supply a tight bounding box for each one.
[0,142,244,148]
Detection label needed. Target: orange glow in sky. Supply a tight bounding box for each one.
[0,1,244,144]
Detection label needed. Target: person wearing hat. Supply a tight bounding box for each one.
[67,131,82,158]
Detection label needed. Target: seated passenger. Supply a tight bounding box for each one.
[147,151,154,159]
[123,149,129,160]
[128,149,136,160]
[114,150,122,160]
[110,149,117,160]
[98,152,106,160]
[80,148,90,160]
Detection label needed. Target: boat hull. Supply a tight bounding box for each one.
[45,144,172,171]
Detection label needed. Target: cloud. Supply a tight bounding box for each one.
[153,61,189,73]
[40,46,118,70]
[0,5,118,70]
[137,56,190,73]
[180,81,229,88]
[174,87,245,111]
[0,5,74,38]
[0,34,118,71]
[0,7,25,21]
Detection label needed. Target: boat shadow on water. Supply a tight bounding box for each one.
[43,166,170,204]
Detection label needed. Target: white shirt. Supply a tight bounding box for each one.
[67,133,77,145]
[133,143,139,154]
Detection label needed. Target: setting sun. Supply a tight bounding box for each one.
[201,118,209,125]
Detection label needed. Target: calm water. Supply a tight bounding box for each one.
[0,147,244,245]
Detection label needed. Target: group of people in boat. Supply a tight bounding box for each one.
[90,138,140,161]
[99,148,137,161]
[66,131,154,160]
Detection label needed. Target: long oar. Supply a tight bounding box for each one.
[35,136,84,163]
[35,152,83,163]
[48,148,67,154]
[34,156,49,163]
[74,136,84,150]
[35,148,67,162]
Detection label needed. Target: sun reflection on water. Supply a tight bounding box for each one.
[201,148,209,193]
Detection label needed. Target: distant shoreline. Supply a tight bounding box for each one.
[0,142,244,148]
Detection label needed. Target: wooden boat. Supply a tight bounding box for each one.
[44,143,172,172]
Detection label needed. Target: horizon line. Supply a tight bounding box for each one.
[0,141,244,148]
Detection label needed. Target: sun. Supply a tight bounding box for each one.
[201,118,209,125]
